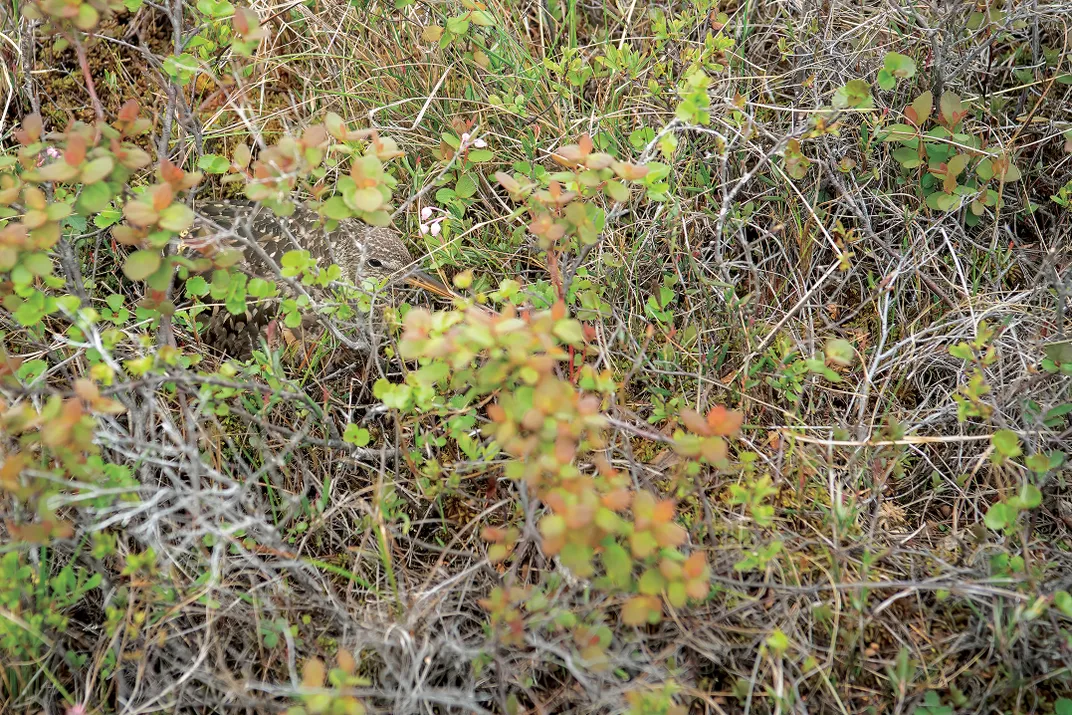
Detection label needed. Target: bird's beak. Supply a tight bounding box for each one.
[405,269,457,300]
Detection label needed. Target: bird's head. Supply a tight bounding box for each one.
[335,222,455,300]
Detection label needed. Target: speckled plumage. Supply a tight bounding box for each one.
[190,200,418,359]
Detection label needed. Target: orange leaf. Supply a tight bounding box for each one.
[705,405,743,437]
[64,133,87,166]
[481,527,506,542]
[621,595,657,626]
[632,489,655,526]
[601,488,632,511]
[301,658,326,688]
[651,499,675,525]
[151,184,174,212]
[654,521,686,547]
[159,158,185,186]
[117,100,140,124]
[20,113,43,144]
[680,408,711,436]
[683,551,706,579]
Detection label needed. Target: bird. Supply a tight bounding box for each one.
[182,199,454,359]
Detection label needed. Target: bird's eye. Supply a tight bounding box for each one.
[368,258,384,269]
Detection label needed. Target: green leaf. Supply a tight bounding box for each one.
[470,10,494,26]
[455,173,478,198]
[638,568,666,596]
[466,149,494,163]
[77,182,113,214]
[198,154,230,173]
[1016,483,1042,510]
[93,208,122,228]
[185,275,209,296]
[983,502,1014,531]
[602,543,632,588]
[123,250,162,281]
[322,196,352,220]
[343,424,371,447]
[159,204,195,232]
[666,581,687,609]
[22,252,53,276]
[196,0,233,16]
[1025,453,1051,474]
[80,156,115,184]
[540,514,566,539]
[604,180,629,202]
[765,629,790,655]
[445,15,470,34]
[877,68,896,91]
[892,147,921,168]
[882,123,917,142]
[552,318,585,346]
[992,429,1021,459]
[883,51,916,79]
[16,358,48,382]
[351,188,383,212]
[1054,592,1072,618]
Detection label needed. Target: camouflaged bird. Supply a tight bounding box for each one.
[187,199,452,358]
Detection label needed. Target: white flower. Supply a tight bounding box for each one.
[473,138,487,148]
[430,221,441,236]
[460,132,471,144]
[421,206,433,220]
[419,223,430,235]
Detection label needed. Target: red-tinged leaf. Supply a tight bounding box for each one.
[680,407,711,436]
[700,436,728,463]
[601,488,632,511]
[34,161,79,182]
[578,133,593,155]
[706,405,743,436]
[21,113,43,143]
[585,152,615,169]
[495,171,520,193]
[939,92,966,127]
[116,146,152,169]
[651,499,675,525]
[542,533,565,556]
[159,158,185,185]
[552,145,586,166]
[481,527,506,542]
[683,551,706,579]
[621,596,655,626]
[233,143,252,169]
[151,184,175,211]
[654,521,686,547]
[117,99,140,124]
[904,91,933,127]
[64,133,87,166]
[612,161,649,180]
[302,124,327,148]
[633,489,656,525]
[685,578,710,600]
[233,6,254,34]
[301,658,326,688]
[123,201,159,228]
